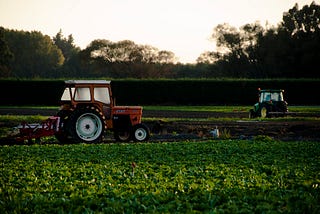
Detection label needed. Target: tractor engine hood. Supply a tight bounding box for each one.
[112,106,143,115]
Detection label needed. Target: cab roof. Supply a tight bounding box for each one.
[259,89,284,93]
[65,80,111,85]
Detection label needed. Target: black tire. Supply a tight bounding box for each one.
[259,106,269,118]
[277,101,288,114]
[54,110,72,143]
[132,124,150,142]
[249,109,255,119]
[67,108,105,143]
[114,130,132,142]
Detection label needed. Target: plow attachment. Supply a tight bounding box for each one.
[14,116,60,143]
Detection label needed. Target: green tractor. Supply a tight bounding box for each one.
[249,89,288,118]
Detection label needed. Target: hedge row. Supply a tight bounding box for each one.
[112,79,320,105]
[0,79,319,106]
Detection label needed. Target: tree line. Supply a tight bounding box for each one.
[0,2,319,79]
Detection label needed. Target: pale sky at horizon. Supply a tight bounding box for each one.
[0,0,318,63]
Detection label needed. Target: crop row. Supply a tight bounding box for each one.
[1,139,319,213]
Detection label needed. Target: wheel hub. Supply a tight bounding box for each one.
[135,128,147,141]
[76,113,103,141]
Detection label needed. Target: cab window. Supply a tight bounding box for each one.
[74,87,91,101]
[94,87,110,104]
[61,87,75,101]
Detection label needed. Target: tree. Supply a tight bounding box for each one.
[207,22,264,77]
[4,29,64,78]
[199,1,320,78]
[53,30,81,77]
[80,39,177,78]
[212,23,241,54]
[156,50,177,64]
[254,1,320,78]
[196,51,221,64]
[0,27,14,77]
[53,29,80,62]
[282,2,320,37]
[281,1,320,77]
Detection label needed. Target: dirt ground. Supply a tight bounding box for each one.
[0,108,319,142]
[145,119,320,141]
[143,110,320,141]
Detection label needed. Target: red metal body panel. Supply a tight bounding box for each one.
[112,106,143,125]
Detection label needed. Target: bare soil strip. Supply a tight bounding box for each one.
[0,108,319,143]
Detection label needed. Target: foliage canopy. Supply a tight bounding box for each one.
[0,2,319,79]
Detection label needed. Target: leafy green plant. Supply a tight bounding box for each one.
[219,128,231,139]
[0,115,47,125]
[253,135,274,142]
[1,140,319,213]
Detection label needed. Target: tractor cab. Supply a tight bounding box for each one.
[259,90,284,103]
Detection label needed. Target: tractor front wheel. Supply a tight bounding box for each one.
[132,124,150,142]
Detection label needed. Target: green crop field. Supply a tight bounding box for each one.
[1,139,319,213]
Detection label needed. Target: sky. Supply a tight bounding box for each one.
[0,0,318,63]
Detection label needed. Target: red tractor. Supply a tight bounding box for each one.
[13,80,150,143]
[52,80,150,143]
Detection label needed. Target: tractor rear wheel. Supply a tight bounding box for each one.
[132,124,150,142]
[55,110,71,143]
[67,108,105,143]
[260,106,268,118]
